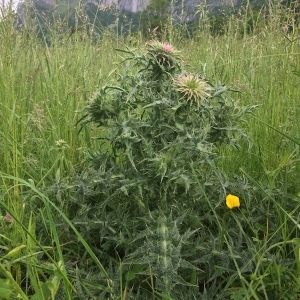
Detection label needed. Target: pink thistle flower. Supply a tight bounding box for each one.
[162,43,173,52]
[146,40,180,69]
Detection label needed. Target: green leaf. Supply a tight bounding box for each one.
[1,245,26,260]
[0,279,14,300]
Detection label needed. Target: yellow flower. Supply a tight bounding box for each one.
[226,194,240,209]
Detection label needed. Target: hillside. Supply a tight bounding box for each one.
[16,0,265,36]
[18,0,235,13]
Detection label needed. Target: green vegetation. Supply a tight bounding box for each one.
[0,0,300,299]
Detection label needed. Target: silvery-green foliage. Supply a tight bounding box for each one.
[73,41,255,297]
[79,43,254,212]
[125,211,198,297]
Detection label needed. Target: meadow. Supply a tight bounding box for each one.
[0,2,300,299]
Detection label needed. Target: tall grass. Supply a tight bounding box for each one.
[179,17,300,184]
[0,0,300,298]
[1,13,119,184]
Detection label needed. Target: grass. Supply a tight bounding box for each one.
[0,0,300,299]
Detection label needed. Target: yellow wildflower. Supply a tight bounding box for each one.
[226,194,240,209]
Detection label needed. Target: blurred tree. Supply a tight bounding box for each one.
[140,0,170,38]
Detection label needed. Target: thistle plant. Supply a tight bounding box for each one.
[79,41,253,213]
[74,41,255,297]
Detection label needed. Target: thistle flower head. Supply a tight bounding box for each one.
[147,40,180,69]
[174,74,211,106]
[147,40,177,55]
